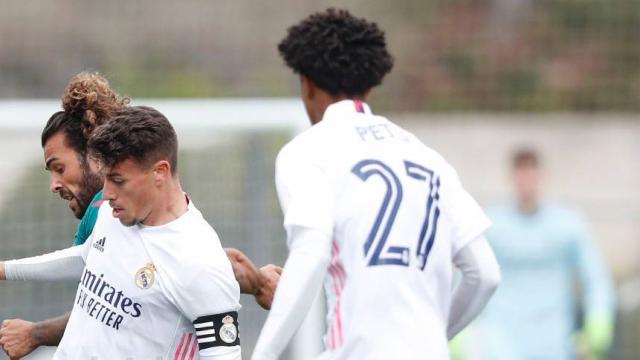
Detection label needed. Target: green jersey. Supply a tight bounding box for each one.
[72,190,103,246]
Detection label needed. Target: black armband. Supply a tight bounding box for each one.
[193,311,240,349]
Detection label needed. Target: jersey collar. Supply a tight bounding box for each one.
[322,99,373,122]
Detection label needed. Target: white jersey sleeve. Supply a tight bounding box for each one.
[439,165,492,255]
[155,226,241,359]
[252,226,332,360]
[5,241,88,281]
[275,142,334,238]
[161,252,239,319]
[447,236,501,339]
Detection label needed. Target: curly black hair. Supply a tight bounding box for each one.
[278,8,394,97]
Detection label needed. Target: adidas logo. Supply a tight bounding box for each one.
[93,237,106,252]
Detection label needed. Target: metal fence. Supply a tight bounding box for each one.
[1,0,639,111]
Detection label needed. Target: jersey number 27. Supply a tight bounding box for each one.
[352,159,440,270]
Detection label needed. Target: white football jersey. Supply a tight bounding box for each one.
[275,100,491,360]
[55,199,241,360]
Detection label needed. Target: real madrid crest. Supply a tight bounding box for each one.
[219,315,238,344]
[135,263,156,289]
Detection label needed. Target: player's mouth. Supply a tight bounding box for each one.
[59,191,77,209]
[59,191,73,202]
[111,205,124,218]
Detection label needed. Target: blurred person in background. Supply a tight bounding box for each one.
[468,148,615,360]
[0,72,280,359]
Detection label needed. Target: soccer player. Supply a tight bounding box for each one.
[469,149,615,360]
[0,73,280,359]
[252,9,501,360]
[0,106,244,359]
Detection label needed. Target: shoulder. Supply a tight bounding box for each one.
[89,190,104,207]
[158,213,237,290]
[277,117,344,159]
[73,191,106,245]
[277,127,320,161]
[179,207,223,248]
[419,148,465,186]
[275,129,326,179]
[159,208,227,266]
[82,190,105,222]
[542,203,587,229]
[153,208,240,314]
[542,203,583,220]
[386,122,455,175]
[85,191,104,217]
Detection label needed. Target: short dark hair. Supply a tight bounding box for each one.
[278,8,394,97]
[88,106,178,175]
[41,111,88,155]
[512,148,540,169]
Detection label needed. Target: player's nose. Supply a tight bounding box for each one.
[49,175,63,193]
[102,182,116,201]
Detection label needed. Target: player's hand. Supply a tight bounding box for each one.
[225,248,261,296]
[254,264,282,310]
[224,248,282,309]
[0,319,39,360]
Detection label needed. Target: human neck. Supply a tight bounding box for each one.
[311,95,368,125]
[517,198,539,215]
[142,178,188,226]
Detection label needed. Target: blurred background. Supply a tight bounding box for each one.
[0,0,638,359]
[2,0,639,110]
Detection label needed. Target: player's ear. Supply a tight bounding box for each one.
[152,161,171,182]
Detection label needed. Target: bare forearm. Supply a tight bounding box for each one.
[224,248,281,310]
[0,262,5,280]
[224,248,260,295]
[32,312,69,346]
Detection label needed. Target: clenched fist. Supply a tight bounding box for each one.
[0,319,38,360]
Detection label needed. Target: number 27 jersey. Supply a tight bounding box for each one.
[275,100,491,359]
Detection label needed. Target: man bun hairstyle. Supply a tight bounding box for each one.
[62,71,130,139]
[278,8,394,97]
[88,106,178,175]
[41,72,128,155]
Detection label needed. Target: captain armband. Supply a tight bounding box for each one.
[193,311,240,350]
